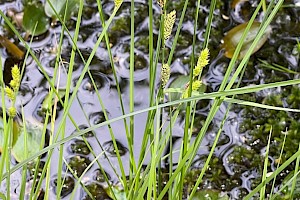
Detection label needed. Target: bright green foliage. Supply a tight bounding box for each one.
[44,0,79,20]
[22,3,49,36]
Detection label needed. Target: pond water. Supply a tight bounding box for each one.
[0,0,300,199]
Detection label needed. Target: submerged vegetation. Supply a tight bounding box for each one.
[0,0,299,199]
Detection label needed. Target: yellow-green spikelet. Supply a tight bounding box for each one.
[114,0,123,11]
[164,10,176,41]
[192,80,202,91]
[161,63,170,88]
[8,107,17,117]
[196,48,209,69]
[11,65,21,83]
[157,0,165,8]
[5,87,15,101]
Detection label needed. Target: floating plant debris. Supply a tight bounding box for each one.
[0,35,24,60]
[221,21,272,59]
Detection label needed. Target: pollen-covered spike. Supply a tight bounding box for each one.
[10,79,19,91]
[164,10,176,42]
[182,80,202,99]
[161,63,170,88]
[11,64,21,83]
[192,80,202,91]
[8,107,17,118]
[193,66,201,77]
[5,86,15,101]
[196,48,210,69]
[157,0,165,8]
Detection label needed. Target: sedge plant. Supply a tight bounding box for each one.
[0,0,299,200]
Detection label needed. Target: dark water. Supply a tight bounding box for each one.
[0,0,300,199]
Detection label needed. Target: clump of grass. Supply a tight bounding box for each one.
[0,0,299,199]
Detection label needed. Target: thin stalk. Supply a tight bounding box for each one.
[179,0,216,197]
[290,142,300,198]
[30,109,50,199]
[85,68,127,192]
[55,0,74,197]
[269,130,287,199]
[0,55,7,183]
[260,128,272,200]
[147,103,161,199]
[18,25,36,200]
[95,0,130,152]
[33,5,123,198]
[245,142,300,198]
[138,13,163,167]
[47,66,61,199]
[129,0,136,188]
[69,153,104,200]
[5,120,12,200]
[168,107,173,200]
[157,4,167,195]
[189,0,202,143]
[186,0,271,187]
[62,158,94,199]
[19,106,28,200]
[136,11,164,195]
[148,0,154,98]
[262,0,267,13]
[56,0,83,197]
[136,0,154,193]
[203,0,216,48]
[270,170,300,200]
